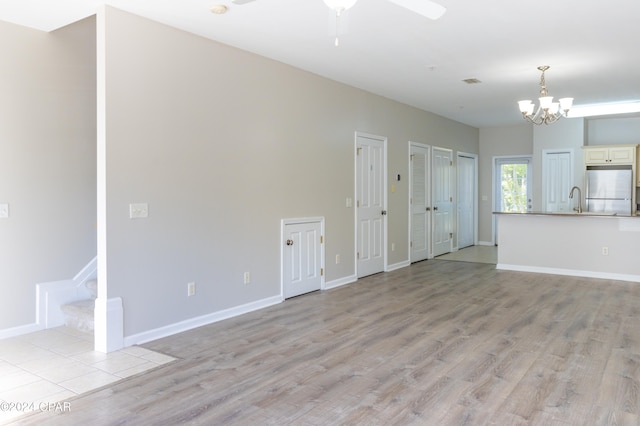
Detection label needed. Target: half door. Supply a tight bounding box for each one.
[283,219,323,299]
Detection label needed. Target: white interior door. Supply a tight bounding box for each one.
[410,143,430,263]
[356,133,386,278]
[457,153,476,249]
[432,147,453,257]
[283,220,323,299]
[543,150,573,212]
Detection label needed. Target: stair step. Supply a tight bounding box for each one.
[61,299,94,333]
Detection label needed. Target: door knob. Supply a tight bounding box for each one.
[381,210,387,215]
[426,207,431,211]
[286,239,294,246]
[433,206,438,211]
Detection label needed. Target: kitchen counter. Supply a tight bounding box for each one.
[494,211,640,218]
[494,212,640,282]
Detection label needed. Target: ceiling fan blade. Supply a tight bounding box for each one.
[386,0,446,20]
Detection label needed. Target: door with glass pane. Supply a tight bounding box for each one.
[494,157,532,244]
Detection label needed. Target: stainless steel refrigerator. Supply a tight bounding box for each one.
[585,165,633,215]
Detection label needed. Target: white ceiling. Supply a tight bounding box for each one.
[2,0,640,128]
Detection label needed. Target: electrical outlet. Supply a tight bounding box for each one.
[187,282,196,296]
[602,247,609,256]
[244,272,250,284]
[336,254,341,264]
[129,203,148,219]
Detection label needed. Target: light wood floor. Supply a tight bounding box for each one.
[13,259,640,425]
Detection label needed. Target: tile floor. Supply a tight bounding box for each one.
[0,326,175,423]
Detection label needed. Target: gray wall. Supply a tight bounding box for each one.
[0,18,97,331]
[478,125,533,244]
[101,7,478,338]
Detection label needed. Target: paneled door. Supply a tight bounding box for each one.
[432,147,453,257]
[356,133,386,278]
[543,150,573,212]
[457,153,477,249]
[410,143,430,263]
[282,219,323,299]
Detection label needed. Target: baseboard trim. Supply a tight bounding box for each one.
[0,323,42,340]
[386,260,410,272]
[124,295,282,347]
[324,274,357,290]
[478,241,494,246]
[497,263,640,283]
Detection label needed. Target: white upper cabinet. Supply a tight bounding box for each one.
[583,145,636,165]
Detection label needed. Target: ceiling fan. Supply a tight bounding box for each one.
[230,0,446,45]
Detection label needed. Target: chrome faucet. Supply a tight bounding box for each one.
[569,186,582,213]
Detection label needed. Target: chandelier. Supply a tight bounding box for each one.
[323,0,358,46]
[517,66,573,125]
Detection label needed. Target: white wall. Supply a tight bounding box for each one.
[586,116,640,145]
[0,18,97,332]
[101,7,478,339]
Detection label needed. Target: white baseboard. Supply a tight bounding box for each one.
[478,241,494,246]
[95,297,124,353]
[324,274,357,290]
[497,263,640,283]
[124,295,282,347]
[386,260,410,272]
[0,323,42,340]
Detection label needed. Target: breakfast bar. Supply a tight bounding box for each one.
[495,212,640,282]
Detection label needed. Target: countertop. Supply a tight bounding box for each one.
[494,211,640,218]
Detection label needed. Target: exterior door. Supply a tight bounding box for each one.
[457,153,476,249]
[283,220,323,299]
[543,150,572,212]
[494,157,532,244]
[410,143,430,263]
[356,133,386,278]
[432,147,453,257]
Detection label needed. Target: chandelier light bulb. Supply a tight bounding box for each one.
[518,66,573,125]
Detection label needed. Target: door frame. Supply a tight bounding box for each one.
[492,155,532,245]
[354,131,388,278]
[456,151,478,249]
[281,217,325,301]
[408,141,431,262]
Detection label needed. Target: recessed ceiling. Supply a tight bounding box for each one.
[2,0,640,128]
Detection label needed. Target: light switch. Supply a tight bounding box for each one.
[0,203,8,219]
[129,203,148,219]
[481,195,488,201]
[346,198,353,208]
